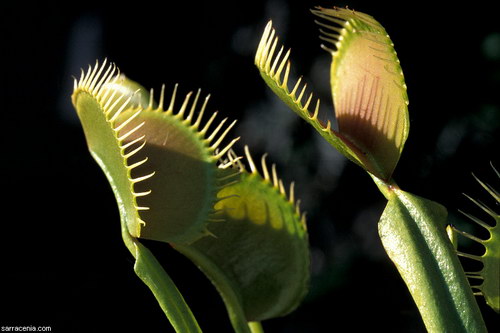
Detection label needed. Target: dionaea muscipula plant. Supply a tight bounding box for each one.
[71,60,310,333]
[256,5,497,332]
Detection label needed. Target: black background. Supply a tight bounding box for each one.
[2,1,499,332]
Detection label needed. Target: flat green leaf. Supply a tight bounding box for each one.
[174,147,309,327]
[312,7,410,180]
[379,189,486,332]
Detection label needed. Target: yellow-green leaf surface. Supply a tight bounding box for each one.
[312,7,409,180]
[174,147,310,324]
[456,166,500,313]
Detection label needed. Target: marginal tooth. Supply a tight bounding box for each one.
[466,273,484,280]
[321,120,331,132]
[312,10,346,26]
[296,199,302,215]
[167,83,178,112]
[211,119,237,149]
[157,84,166,110]
[114,108,143,132]
[256,21,273,65]
[289,181,295,203]
[320,44,337,54]
[278,179,286,196]
[451,226,485,244]
[315,20,343,33]
[91,60,110,93]
[227,149,238,161]
[311,99,320,119]
[456,251,483,262]
[219,156,243,169]
[319,28,341,39]
[304,92,313,111]
[82,64,93,88]
[110,94,135,122]
[275,49,290,82]
[103,89,122,113]
[123,140,147,159]
[244,145,257,174]
[186,89,201,123]
[95,64,116,99]
[193,94,210,129]
[206,117,227,143]
[88,59,107,92]
[270,46,284,77]
[459,209,492,230]
[225,153,244,166]
[177,91,193,118]
[319,35,339,45]
[230,150,245,170]
[88,60,101,89]
[98,69,116,103]
[129,171,155,183]
[261,153,270,181]
[301,212,307,227]
[297,83,307,104]
[217,169,242,181]
[473,173,499,201]
[148,88,155,109]
[465,193,496,219]
[265,35,278,72]
[118,122,145,141]
[79,68,85,88]
[133,190,152,197]
[215,137,240,160]
[290,76,303,99]
[128,157,149,169]
[272,163,278,187]
[282,61,291,89]
[261,26,275,68]
[200,111,218,136]
[135,205,150,211]
[491,162,499,177]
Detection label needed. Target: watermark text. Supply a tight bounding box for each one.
[1,326,51,332]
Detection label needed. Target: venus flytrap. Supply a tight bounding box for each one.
[72,60,310,332]
[70,6,497,331]
[256,6,496,332]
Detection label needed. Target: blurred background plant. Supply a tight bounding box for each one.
[2,1,498,332]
